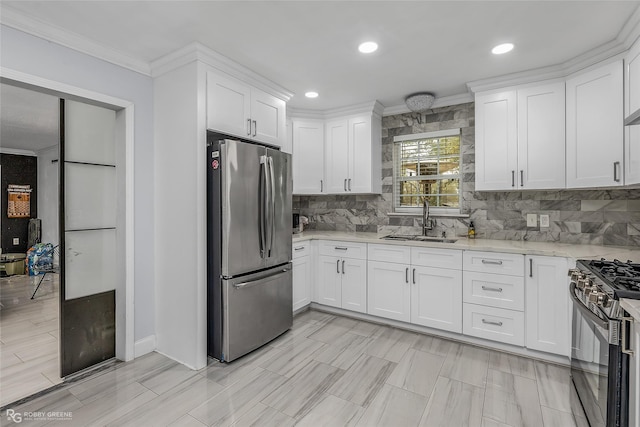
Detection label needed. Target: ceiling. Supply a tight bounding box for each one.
[0,1,639,150]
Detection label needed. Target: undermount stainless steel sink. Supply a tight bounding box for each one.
[380,235,458,244]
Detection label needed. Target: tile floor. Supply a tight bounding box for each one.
[0,273,61,407]
[3,309,588,426]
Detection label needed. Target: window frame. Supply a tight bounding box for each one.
[392,128,462,215]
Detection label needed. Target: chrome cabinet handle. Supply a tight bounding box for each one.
[529,258,533,277]
[344,178,347,191]
[481,285,503,293]
[320,179,323,192]
[614,161,621,183]
[481,259,503,265]
[405,267,409,283]
[622,316,635,356]
[335,247,348,251]
[342,260,345,274]
[348,178,352,191]
[520,170,524,187]
[252,120,257,137]
[336,259,340,274]
[247,119,252,135]
[413,268,416,284]
[511,170,515,187]
[482,319,503,327]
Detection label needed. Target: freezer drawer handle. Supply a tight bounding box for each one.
[482,319,503,327]
[233,267,291,289]
[481,259,503,265]
[481,285,503,293]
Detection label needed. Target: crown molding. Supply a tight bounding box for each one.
[288,100,384,120]
[151,42,294,102]
[0,5,151,76]
[382,93,473,117]
[618,4,640,49]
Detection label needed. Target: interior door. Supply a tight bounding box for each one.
[60,99,117,377]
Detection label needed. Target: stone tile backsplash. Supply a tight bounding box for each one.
[293,102,640,246]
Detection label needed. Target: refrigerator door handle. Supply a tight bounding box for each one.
[268,156,276,257]
[259,155,268,259]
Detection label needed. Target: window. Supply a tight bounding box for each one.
[393,129,461,214]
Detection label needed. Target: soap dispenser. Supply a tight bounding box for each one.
[468,221,476,239]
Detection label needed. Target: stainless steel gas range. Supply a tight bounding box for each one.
[569,259,639,427]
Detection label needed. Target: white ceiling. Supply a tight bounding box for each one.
[0,1,639,149]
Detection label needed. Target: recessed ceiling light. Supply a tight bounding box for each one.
[305,91,319,98]
[358,41,378,54]
[492,43,514,55]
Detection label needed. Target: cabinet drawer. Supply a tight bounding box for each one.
[292,241,310,259]
[463,271,524,311]
[463,303,525,346]
[368,244,411,264]
[411,247,462,270]
[318,240,367,259]
[463,251,524,276]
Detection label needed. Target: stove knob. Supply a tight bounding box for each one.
[577,278,589,290]
[588,290,601,304]
[568,268,580,278]
[597,293,609,307]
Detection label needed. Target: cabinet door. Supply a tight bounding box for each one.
[292,256,311,312]
[411,266,462,333]
[348,115,373,193]
[251,89,286,147]
[525,256,570,356]
[475,90,518,190]
[324,119,350,193]
[292,120,325,194]
[341,258,367,313]
[367,261,411,322]
[517,82,566,189]
[566,60,624,188]
[625,40,640,185]
[207,72,251,139]
[316,255,342,308]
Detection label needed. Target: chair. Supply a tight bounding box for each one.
[31,244,59,299]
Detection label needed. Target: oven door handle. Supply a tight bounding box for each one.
[569,282,610,331]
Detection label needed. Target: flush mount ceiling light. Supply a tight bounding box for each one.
[358,41,378,54]
[405,93,436,112]
[305,91,319,98]
[492,43,514,55]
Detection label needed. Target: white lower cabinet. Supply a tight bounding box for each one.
[411,266,462,333]
[367,244,462,331]
[367,260,411,322]
[292,242,311,312]
[525,255,570,356]
[316,240,367,313]
[462,303,525,346]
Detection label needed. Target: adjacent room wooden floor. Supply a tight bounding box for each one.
[2,308,588,426]
[0,273,61,407]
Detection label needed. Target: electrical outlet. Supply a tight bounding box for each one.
[540,214,550,228]
[12,237,19,245]
[526,214,537,227]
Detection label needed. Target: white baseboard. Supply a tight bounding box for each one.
[134,335,156,358]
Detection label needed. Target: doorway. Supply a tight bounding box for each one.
[0,78,133,406]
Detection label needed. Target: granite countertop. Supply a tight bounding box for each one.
[293,230,640,262]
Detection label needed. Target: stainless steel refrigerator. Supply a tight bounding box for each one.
[207,131,293,362]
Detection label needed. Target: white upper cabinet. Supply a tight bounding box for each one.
[292,120,325,194]
[517,82,566,189]
[475,82,565,191]
[566,60,624,188]
[325,114,382,194]
[325,119,350,193]
[207,71,286,147]
[475,91,517,190]
[625,38,640,185]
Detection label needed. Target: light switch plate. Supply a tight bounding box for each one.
[540,214,550,228]
[12,237,19,245]
[526,214,537,227]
